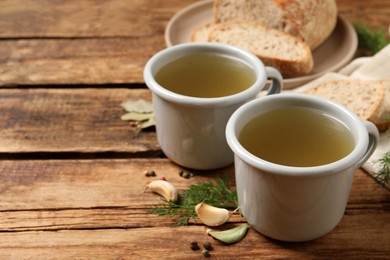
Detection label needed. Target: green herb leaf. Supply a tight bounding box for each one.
[148,177,238,226]
[373,152,390,185]
[353,23,389,55]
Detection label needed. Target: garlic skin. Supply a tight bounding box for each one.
[195,202,230,226]
[146,180,178,202]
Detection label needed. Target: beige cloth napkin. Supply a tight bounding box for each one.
[295,44,390,189]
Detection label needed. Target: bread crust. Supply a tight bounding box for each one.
[306,80,387,131]
[213,0,337,49]
[375,80,390,132]
[207,21,313,77]
[191,23,214,42]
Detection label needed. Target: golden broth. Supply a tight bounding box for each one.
[155,54,256,98]
[239,107,355,167]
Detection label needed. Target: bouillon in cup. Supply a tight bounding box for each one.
[144,42,283,170]
[226,93,379,241]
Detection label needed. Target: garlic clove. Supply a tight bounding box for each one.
[207,224,249,244]
[146,180,178,202]
[195,202,230,226]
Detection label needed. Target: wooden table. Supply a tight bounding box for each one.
[0,0,389,258]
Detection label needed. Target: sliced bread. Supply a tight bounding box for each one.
[191,23,214,42]
[213,0,337,50]
[305,80,386,126]
[207,21,313,77]
[375,80,390,132]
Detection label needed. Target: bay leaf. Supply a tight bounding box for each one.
[121,112,154,121]
[121,99,153,113]
[207,224,249,244]
[139,116,156,129]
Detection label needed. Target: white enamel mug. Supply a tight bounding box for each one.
[226,93,379,242]
[144,43,282,170]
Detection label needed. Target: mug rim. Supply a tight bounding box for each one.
[143,42,267,107]
[225,93,369,177]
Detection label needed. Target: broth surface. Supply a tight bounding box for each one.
[155,54,256,98]
[239,107,355,167]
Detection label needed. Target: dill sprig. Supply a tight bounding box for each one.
[353,23,389,55]
[373,152,390,185]
[148,177,238,226]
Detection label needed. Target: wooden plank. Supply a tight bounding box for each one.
[0,0,197,38]
[0,159,387,257]
[0,159,387,229]
[0,219,388,259]
[0,1,388,86]
[0,38,161,85]
[0,208,246,232]
[0,0,387,38]
[0,0,198,86]
[0,158,235,210]
[336,0,390,29]
[0,88,159,154]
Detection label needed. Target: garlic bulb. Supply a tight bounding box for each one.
[195,202,230,226]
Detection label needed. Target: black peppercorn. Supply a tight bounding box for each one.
[190,241,200,251]
[179,170,193,179]
[144,170,156,177]
[203,242,213,251]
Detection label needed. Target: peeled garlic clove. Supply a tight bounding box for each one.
[146,180,178,202]
[207,224,249,244]
[195,202,230,226]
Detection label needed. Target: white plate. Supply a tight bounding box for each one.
[165,0,358,89]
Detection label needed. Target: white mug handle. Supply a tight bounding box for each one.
[265,66,283,95]
[355,121,379,168]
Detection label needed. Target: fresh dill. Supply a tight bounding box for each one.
[373,152,390,185]
[353,23,389,55]
[148,177,238,226]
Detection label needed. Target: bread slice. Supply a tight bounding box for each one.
[213,0,337,50]
[213,0,295,35]
[191,23,214,42]
[305,80,386,126]
[207,21,313,77]
[375,80,390,132]
[275,0,338,50]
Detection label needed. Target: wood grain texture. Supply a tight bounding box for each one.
[0,0,388,86]
[0,88,159,154]
[336,0,390,29]
[0,0,386,38]
[0,222,388,259]
[0,159,388,258]
[0,0,198,85]
[0,38,159,85]
[0,0,197,38]
[0,159,235,210]
[0,159,387,220]
[0,1,389,258]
